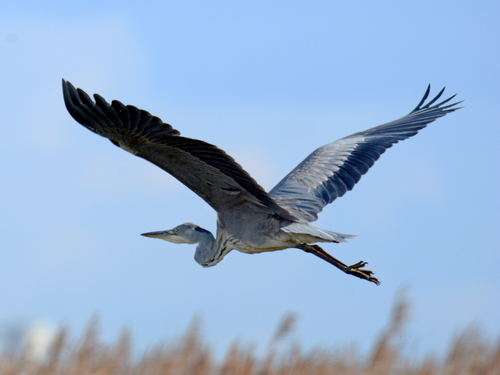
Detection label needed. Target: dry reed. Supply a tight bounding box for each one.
[1,297,499,375]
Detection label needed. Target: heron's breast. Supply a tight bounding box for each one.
[227,231,292,254]
[218,211,292,253]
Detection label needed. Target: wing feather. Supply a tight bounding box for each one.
[63,79,294,220]
[270,85,462,222]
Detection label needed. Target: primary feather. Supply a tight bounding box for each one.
[269,85,462,222]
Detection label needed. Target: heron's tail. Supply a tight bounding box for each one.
[282,222,356,244]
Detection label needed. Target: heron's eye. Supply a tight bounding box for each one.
[174,229,179,235]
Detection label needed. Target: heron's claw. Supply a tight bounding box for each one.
[346,261,380,285]
[348,261,367,269]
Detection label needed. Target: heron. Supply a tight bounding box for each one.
[63,80,461,285]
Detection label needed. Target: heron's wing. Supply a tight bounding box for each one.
[269,86,462,222]
[63,80,295,220]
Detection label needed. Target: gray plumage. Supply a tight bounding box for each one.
[63,80,462,285]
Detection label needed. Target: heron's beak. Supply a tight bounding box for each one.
[141,228,189,244]
[141,230,174,239]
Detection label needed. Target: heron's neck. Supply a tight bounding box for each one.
[192,227,217,266]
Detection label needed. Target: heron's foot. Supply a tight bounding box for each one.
[299,244,380,285]
[346,261,380,285]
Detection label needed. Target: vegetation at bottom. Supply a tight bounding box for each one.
[1,296,499,375]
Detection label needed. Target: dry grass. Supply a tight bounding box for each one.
[1,297,499,375]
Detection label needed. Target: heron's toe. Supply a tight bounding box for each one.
[346,261,380,285]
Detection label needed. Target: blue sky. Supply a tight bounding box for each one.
[1,0,499,359]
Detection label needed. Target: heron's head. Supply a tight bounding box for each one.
[141,223,203,244]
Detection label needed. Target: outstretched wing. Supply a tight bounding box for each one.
[63,80,295,220]
[269,85,462,222]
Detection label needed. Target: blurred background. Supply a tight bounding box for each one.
[1,0,499,363]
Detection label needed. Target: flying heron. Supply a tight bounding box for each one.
[63,80,461,285]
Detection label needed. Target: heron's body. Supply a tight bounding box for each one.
[63,80,461,284]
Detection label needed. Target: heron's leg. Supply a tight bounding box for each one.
[297,244,380,285]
